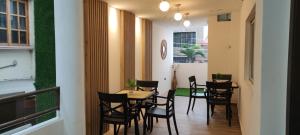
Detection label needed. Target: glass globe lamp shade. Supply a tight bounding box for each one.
[174,12,182,21]
[159,1,170,12]
[183,20,191,27]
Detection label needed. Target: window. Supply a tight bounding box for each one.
[173,30,208,63]
[0,0,29,46]
[245,7,255,82]
[173,32,196,47]
[217,13,231,22]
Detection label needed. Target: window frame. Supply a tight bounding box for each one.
[0,0,30,47]
[173,32,197,63]
[245,6,256,83]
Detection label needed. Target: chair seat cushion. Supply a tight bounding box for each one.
[104,111,137,124]
[104,116,125,123]
[192,92,205,97]
[146,107,173,117]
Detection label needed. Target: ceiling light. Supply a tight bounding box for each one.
[159,0,170,12]
[183,13,191,27]
[183,20,191,27]
[174,4,182,21]
[174,12,182,21]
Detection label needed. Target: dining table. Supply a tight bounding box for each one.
[116,90,155,100]
[116,90,155,135]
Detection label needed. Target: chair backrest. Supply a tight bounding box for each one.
[136,80,158,94]
[212,74,232,81]
[206,81,233,102]
[188,76,197,95]
[166,89,176,115]
[98,92,129,121]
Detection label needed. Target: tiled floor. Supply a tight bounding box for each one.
[105,96,242,135]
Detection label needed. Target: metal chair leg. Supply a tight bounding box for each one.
[114,124,117,135]
[124,124,128,135]
[166,118,172,135]
[192,97,196,110]
[134,116,140,135]
[207,103,210,125]
[173,114,179,135]
[100,118,104,135]
[211,104,215,116]
[150,117,154,133]
[187,97,192,114]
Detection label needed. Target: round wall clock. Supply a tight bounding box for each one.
[161,39,167,60]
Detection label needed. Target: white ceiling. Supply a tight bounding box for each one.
[103,0,242,21]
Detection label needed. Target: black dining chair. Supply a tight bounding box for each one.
[186,76,206,115]
[212,74,232,81]
[144,89,179,135]
[136,80,159,119]
[98,92,140,135]
[205,81,233,126]
[211,74,232,115]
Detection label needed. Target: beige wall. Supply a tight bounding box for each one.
[152,22,173,96]
[108,7,147,93]
[108,7,122,93]
[208,12,240,103]
[238,0,261,134]
[135,17,143,80]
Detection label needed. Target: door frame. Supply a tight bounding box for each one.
[286,0,300,134]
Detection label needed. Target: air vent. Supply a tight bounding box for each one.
[217,13,231,22]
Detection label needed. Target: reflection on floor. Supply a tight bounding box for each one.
[105,96,241,135]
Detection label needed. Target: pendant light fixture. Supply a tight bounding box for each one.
[159,0,170,12]
[174,4,182,21]
[183,13,191,27]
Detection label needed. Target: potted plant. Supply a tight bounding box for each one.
[126,79,136,94]
[180,44,205,63]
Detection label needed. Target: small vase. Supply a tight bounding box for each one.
[172,71,177,90]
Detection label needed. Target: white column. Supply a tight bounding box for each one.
[54,0,86,135]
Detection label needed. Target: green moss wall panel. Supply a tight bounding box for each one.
[34,0,56,123]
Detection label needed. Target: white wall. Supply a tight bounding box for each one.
[0,50,35,94]
[208,12,240,103]
[172,23,209,89]
[0,80,35,94]
[0,50,34,81]
[238,0,290,135]
[152,22,173,96]
[13,118,64,135]
[108,7,122,93]
[175,63,208,88]
[260,0,290,134]
[54,0,86,134]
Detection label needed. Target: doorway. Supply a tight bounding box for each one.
[286,0,300,134]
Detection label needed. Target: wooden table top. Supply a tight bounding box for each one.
[116,90,155,100]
